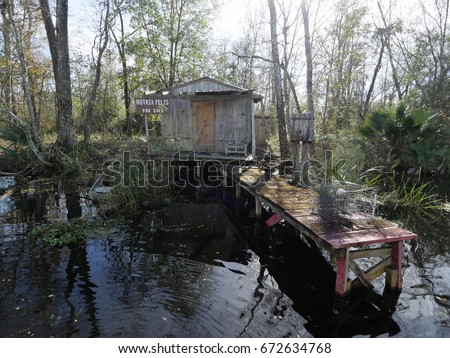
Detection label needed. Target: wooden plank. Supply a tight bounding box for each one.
[348,258,373,288]
[319,228,413,249]
[364,256,392,282]
[235,166,419,296]
[349,247,392,259]
[378,227,417,241]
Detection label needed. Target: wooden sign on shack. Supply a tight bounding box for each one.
[135,95,172,154]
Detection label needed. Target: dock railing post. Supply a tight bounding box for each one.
[255,198,262,217]
[335,248,350,297]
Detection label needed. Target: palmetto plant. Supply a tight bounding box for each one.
[0,124,29,164]
[359,104,450,173]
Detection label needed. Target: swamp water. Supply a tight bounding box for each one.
[0,176,449,338]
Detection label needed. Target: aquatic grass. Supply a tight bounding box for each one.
[94,163,174,218]
[381,170,444,216]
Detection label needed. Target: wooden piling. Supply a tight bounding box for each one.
[235,181,241,198]
[335,248,351,297]
[385,265,399,291]
[390,241,403,290]
[255,198,262,217]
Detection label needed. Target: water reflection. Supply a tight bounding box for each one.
[0,178,449,337]
[387,209,450,337]
[0,180,307,337]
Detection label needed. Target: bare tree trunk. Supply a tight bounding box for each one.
[39,0,75,151]
[111,0,132,136]
[84,0,111,144]
[301,0,314,182]
[4,0,42,150]
[377,2,402,101]
[362,35,385,118]
[1,0,13,111]
[268,0,290,159]
[301,0,314,122]
[0,104,52,167]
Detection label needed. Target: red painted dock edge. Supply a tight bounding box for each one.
[266,213,283,227]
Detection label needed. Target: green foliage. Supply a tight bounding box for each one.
[0,124,32,170]
[315,131,371,183]
[315,126,445,217]
[128,0,216,89]
[94,161,174,218]
[381,170,443,216]
[359,104,450,173]
[31,218,117,247]
[0,125,28,147]
[32,219,85,247]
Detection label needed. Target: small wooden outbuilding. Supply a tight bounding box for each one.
[154,77,263,158]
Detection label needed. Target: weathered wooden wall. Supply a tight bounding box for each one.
[255,115,274,148]
[161,96,254,153]
[158,78,259,154]
[161,98,192,151]
[214,98,251,153]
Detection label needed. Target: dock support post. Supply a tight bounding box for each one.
[292,142,300,183]
[196,161,202,184]
[235,182,241,199]
[222,169,228,201]
[223,169,228,188]
[335,248,350,297]
[385,265,399,292]
[255,198,262,217]
[389,241,403,290]
[301,142,311,185]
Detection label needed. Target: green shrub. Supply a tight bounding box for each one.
[359,104,450,173]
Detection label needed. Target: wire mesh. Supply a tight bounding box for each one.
[310,181,378,219]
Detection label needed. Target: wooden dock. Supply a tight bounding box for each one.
[232,166,417,297]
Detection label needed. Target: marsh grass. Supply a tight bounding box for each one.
[381,170,444,216]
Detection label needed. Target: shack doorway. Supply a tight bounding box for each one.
[193,101,215,152]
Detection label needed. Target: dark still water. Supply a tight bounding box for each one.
[0,177,449,338]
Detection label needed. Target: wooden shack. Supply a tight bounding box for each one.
[155,77,263,158]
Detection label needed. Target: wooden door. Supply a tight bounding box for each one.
[192,102,215,152]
